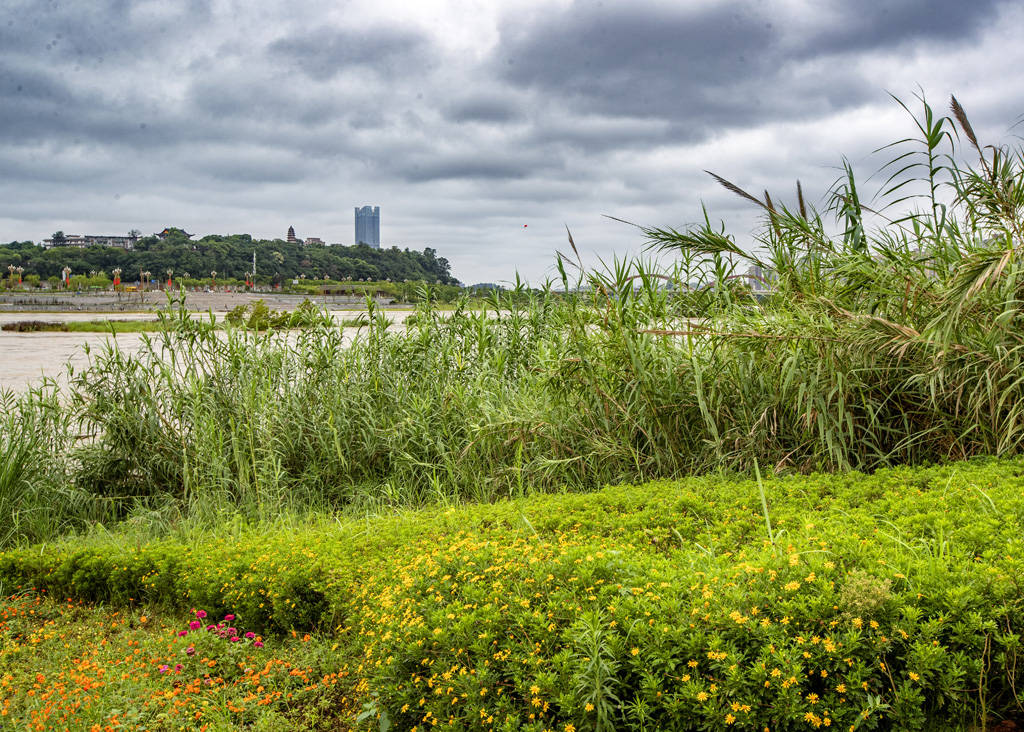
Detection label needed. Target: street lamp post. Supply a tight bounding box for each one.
[62,266,71,291]
[16,266,23,285]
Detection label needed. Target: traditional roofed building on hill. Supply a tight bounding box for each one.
[287,226,298,243]
[157,228,193,239]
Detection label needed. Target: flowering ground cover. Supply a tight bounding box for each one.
[3,458,1024,730]
[0,598,354,730]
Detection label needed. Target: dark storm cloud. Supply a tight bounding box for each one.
[800,0,1005,58]
[0,65,72,103]
[0,0,216,150]
[497,3,779,126]
[0,63,177,147]
[494,0,1005,139]
[267,26,434,81]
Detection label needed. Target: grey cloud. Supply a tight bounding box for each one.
[0,0,213,60]
[497,3,779,126]
[192,150,312,184]
[2,0,1021,286]
[0,65,73,104]
[798,0,1005,58]
[188,74,340,126]
[529,115,671,154]
[445,95,523,124]
[0,63,176,148]
[493,0,1002,141]
[404,158,539,183]
[348,109,386,130]
[267,26,433,81]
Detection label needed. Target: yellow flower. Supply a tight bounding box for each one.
[530,684,540,695]
[909,672,920,681]
[565,725,576,732]
[584,703,594,712]
[725,713,736,725]
[696,691,709,702]
[631,648,639,656]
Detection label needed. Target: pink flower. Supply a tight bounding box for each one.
[244,631,255,639]
[196,610,207,619]
[230,636,240,642]
[224,614,236,622]
[225,627,236,636]
[206,624,216,632]
[189,620,201,630]
[254,640,264,649]
[185,646,196,656]
[177,630,188,637]
[159,665,169,673]
[173,664,183,673]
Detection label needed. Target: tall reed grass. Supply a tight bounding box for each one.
[2,93,1022,546]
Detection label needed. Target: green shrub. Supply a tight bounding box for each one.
[4,459,1024,729]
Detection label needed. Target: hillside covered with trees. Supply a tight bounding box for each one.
[0,230,458,285]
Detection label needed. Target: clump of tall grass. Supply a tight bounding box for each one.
[619,93,1024,471]
[4,92,1024,544]
[0,385,100,548]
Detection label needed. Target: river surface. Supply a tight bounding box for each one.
[0,310,414,393]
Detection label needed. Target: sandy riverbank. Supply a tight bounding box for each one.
[0,309,415,393]
[0,290,402,313]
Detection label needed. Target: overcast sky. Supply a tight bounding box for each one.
[2,0,1022,284]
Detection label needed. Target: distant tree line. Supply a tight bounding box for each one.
[0,230,458,285]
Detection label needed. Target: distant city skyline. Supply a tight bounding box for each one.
[2,0,1022,283]
[354,206,381,249]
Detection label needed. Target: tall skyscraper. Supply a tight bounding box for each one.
[354,205,380,248]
